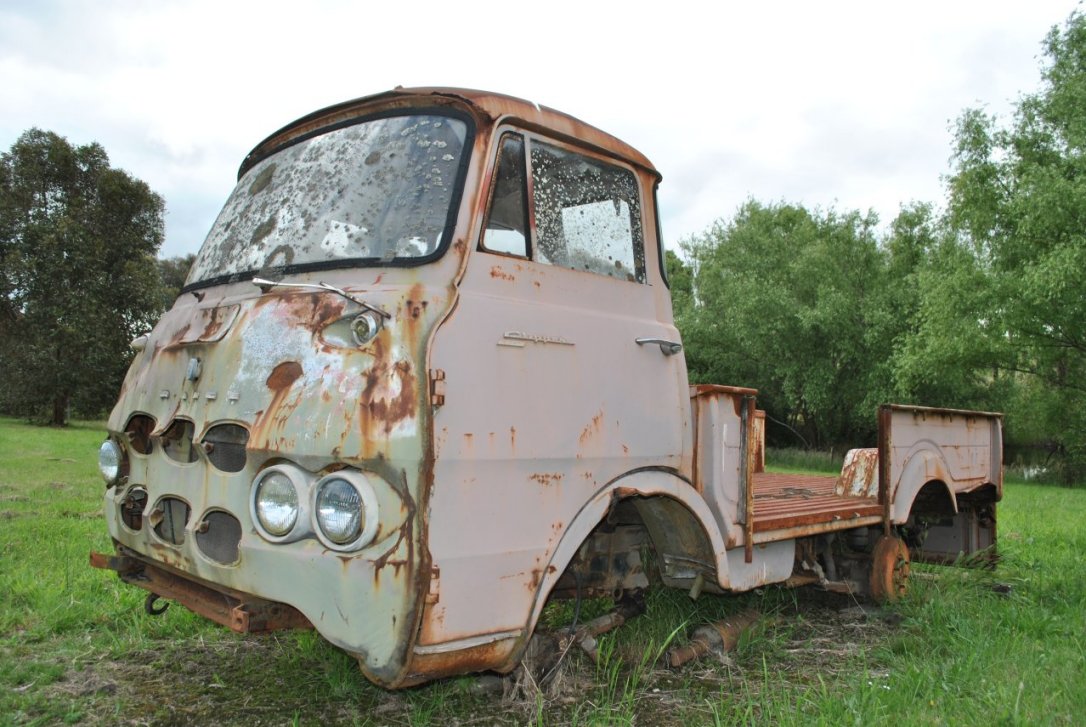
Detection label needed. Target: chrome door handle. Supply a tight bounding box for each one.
[635,337,683,356]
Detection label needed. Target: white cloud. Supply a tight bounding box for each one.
[1,0,1078,257]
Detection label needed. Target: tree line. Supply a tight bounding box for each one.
[671,12,1086,483]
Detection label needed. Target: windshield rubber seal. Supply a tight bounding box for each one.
[181,106,476,294]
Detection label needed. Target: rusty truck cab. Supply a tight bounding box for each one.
[96,88,693,687]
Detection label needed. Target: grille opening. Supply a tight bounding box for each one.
[196,511,242,564]
[162,419,198,463]
[120,487,148,530]
[203,424,249,473]
[152,497,190,545]
[124,414,155,456]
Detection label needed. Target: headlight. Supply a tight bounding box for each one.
[315,479,362,543]
[98,439,124,486]
[255,472,297,535]
[313,472,379,551]
[250,464,313,542]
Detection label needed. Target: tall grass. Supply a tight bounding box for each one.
[764,447,843,474]
[1,418,1083,725]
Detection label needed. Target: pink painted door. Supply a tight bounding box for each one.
[421,131,690,648]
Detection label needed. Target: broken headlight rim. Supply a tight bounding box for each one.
[350,311,383,346]
[98,438,126,487]
[312,471,379,552]
[249,464,314,543]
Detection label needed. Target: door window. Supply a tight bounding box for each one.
[481,133,646,283]
[481,135,529,257]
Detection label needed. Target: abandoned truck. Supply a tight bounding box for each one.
[91,87,1003,688]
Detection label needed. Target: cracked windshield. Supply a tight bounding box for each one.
[187,114,469,285]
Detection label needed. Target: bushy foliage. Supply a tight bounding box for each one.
[940,11,1086,482]
[677,202,948,450]
[674,12,1086,481]
[156,253,195,311]
[0,129,165,424]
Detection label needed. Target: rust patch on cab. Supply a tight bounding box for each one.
[529,473,563,487]
[579,410,604,446]
[361,359,418,434]
[266,361,303,390]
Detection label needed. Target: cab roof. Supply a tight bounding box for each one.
[239,86,658,180]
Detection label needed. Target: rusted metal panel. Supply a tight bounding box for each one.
[91,548,311,633]
[752,409,766,474]
[689,386,746,548]
[103,272,448,684]
[724,539,795,590]
[878,404,893,534]
[750,473,882,533]
[666,610,760,668]
[690,383,759,399]
[403,635,521,686]
[880,404,1003,523]
[742,396,756,563]
[243,87,659,186]
[165,304,240,345]
[751,516,884,543]
[885,403,1004,419]
[836,448,879,498]
[88,551,140,575]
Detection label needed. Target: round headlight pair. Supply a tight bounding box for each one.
[98,439,125,486]
[250,466,379,551]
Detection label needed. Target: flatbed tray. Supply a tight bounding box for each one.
[751,472,881,533]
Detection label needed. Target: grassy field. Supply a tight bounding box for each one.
[1,418,1083,725]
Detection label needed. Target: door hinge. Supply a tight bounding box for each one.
[430,369,446,407]
[425,566,440,604]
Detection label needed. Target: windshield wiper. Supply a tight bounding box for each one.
[251,277,391,319]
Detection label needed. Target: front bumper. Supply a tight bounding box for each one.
[90,546,311,633]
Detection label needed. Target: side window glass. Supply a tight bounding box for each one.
[481,134,529,257]
[530,141,645,283]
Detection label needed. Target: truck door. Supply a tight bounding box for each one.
[422,131,691,646]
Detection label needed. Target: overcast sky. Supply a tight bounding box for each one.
[1,0,1080,258]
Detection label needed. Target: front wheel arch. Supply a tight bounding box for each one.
[513,469,729,663]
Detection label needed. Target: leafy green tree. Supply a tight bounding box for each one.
[939,11,1086,480]
[0,129,164,425]
[680,201,889,450]
[156,253,195,311]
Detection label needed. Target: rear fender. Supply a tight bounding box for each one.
[891,451,959,523]
[903,478,999,566]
